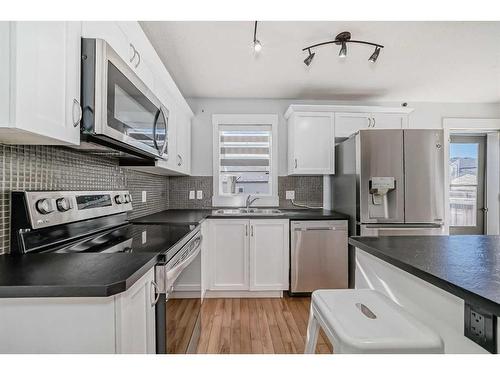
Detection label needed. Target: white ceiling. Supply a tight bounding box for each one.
[140,21,500,103]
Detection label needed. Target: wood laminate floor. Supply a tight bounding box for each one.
[196,296,333,354]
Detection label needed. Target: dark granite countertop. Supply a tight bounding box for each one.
[0,223,197,298]
[0,253,160,298]
[131,208,349,225]
[349,235,500,315]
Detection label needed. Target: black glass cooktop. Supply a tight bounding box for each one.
[33,223,195,258]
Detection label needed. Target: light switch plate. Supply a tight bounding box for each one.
[141,191,147,203]
[189,190,195,200]
[286,190,295,200]
[196,190,203,200]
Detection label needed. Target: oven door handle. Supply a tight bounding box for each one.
[166,244,201,291]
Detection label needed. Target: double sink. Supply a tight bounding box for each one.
[213,208,284,216]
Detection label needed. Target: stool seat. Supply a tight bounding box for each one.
[305,289,444,354]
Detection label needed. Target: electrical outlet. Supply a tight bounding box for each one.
[141,191,147,203]
[196,190,203,200]
[464,302,497,353]
[286,190,295,200]
[189,190,195,200]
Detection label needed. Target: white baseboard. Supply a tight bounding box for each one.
[204,290,284,298]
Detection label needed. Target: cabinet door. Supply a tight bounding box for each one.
[82,21,132,67]
[175,110,191,175]
[115,268,156,354]
[371,113,407,130]
[249,219,289,291]
[209,219,249,290]
[334,112,372,138]
[289,112,334,174]
[13,22,81,145]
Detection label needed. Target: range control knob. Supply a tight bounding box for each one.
[124,194,131,203]
[36,199,54,215]
[114,194,124,204]
[56,197,72,212]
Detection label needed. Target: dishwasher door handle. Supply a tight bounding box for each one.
[294,227,339,231]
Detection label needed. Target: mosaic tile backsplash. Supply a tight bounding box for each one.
[0,145,169,254]
[0,144,323,254]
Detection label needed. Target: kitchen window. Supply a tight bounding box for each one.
[212,114,279,207]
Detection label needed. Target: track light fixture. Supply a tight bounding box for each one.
[304,49,315,66]
[369,46,381,63]
[253,21,262,53]
[302,31,384,66]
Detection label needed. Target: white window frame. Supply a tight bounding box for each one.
[212,114,279,207]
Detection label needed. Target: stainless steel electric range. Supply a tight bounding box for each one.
[10,190,202,354]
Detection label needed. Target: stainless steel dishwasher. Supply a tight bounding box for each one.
[290,220,348,294]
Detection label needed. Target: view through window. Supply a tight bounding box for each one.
[449,136,485,234]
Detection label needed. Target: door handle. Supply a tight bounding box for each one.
[294,158,298,169]
[367,118,372,127]
[245,224,248,237]
[150,280,160,307]
[72,99,82,127]
[135,51,141,68]
[250,225,254,237]
[177,154,183,166]
[372,117,376,127]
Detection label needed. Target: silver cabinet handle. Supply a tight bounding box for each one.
[177,154,183,167]
[372,117,376,127]
[294,158,298,169]
[129,43,137,63]
[72,99,82,127]
[245,224,248,237]
[135,51,141,68]
[150,280,160,307]
[367,117,371,127]
[250,225,254,237]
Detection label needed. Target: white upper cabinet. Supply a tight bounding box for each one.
[0,22,82,145]
[285,105,414,175]
[287,111,335,175]
[335,112,408,138]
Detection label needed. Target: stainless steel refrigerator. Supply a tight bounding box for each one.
[333,129,445,237]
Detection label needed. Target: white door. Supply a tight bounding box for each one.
[290,112,334,174]
[334,112,372,138]
[115,268,156,354]
[14,22,81,145]
[249,219,289,291]
[371,113,407,130]
[209,219,249,290]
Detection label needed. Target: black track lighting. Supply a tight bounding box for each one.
[304,49,315,66]
[302,31,383,65]
[369,46,381,63]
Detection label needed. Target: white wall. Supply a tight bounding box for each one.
[188,98,500,176]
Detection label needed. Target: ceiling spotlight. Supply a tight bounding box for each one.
[339,41,347,58]
[304,49,315,66]
[253,21,262,53]
[301,31,383,66]
[369,46,381,63]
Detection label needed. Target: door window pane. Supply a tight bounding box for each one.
[449,142,479,227]
[449,186,477,226]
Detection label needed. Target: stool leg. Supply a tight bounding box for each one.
[304,310,320,354]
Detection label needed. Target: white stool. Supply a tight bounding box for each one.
[305,289,444,354]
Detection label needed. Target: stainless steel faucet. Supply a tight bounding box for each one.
[246,195,260,209]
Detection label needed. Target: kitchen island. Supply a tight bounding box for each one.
[349,235,500,354]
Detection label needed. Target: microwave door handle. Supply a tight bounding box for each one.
[159,106,168,156]
[152,109,160,154]
[165,245,201,290]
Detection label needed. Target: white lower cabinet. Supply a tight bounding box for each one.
[114,267,156,354]
[0,267,156,354]
[208,219,289,293]
[249,220,289,291]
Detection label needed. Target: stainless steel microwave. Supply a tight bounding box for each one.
[80,38,169,160]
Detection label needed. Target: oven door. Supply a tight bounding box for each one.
[82,38,169,160]
[155,233,202,354]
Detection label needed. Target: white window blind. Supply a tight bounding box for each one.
[218,125,272,195]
